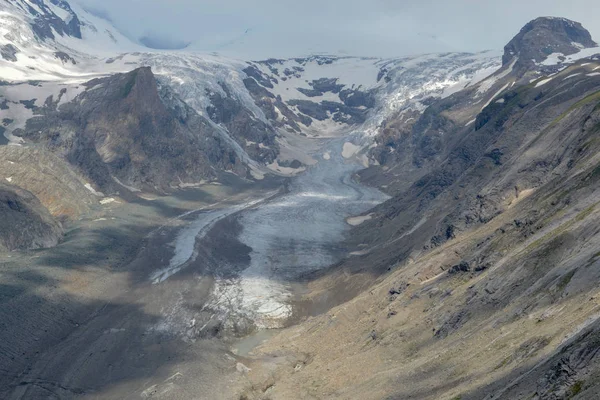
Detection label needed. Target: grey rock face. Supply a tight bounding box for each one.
[0,44,19,62]
[242,65,275,89]
[0,183,62,251]
[206,83,279,163]
[22,0,82,40]
[503,17,598,72]
[242,76,311,132]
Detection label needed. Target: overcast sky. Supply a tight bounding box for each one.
[76,0,600,59]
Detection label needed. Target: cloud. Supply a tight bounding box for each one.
[74,0,600,59]
[139,35,190,50]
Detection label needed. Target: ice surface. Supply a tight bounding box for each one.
[206,137,389,328]
[150,197,265,285]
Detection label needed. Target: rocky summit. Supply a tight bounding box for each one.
[503,17,598,75]
[2,2,600,399]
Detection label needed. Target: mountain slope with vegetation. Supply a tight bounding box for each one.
[237,18,600,400]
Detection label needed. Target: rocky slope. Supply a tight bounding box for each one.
[0,182,62,251]
[0,145,98,219]
[235,18,600,400]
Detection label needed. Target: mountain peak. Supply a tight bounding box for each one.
[502,17,597,70]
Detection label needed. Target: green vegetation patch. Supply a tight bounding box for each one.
[569,380,585,397]
[551,90,600,127]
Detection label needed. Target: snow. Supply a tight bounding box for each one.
[476,58,516,95]
[0,0,142,83]
[0,0,503,174]
[112,176,141,193]
[99,197,117,205]
[465,118,476,127]
[588,72,600,77]
[367,51,501,135]
[347,213,373,226]
[323,151,331,160]
[5,177,12,183]
[541,47,600,66]
[342,142,361,158]
[535,77,554,87]
[84,183,103,196]
[0,100,31,144]
[245,51,501,138]
[54,1,142,56]
[480,82,510,111]
[45,1,71,21]
[252,57,383,103]
[564,73,581,80]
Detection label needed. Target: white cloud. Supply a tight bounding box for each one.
[75,0,600,59]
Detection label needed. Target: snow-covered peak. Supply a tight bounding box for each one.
[0,0,141,81]
[54,0,140,55]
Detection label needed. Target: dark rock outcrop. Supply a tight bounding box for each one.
[288,99,368,125]
[26,0,82,40]
[0,183,62,251]
[448,261,470,274]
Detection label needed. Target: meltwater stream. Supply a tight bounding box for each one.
[208,137,389,329]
